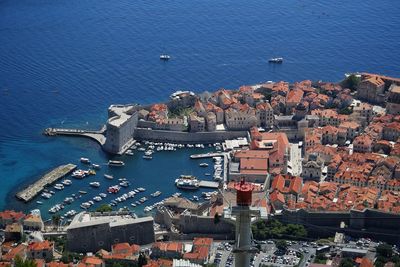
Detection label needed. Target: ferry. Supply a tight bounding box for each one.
[268,57,283,63]
[104,174,114,180]
[151,191,162,197]
[108,160,125,167]
[89,182,100,188]
[199,163,209,167]
[80,157,91,164]
[175,175,200,190]
[160,54,171,61]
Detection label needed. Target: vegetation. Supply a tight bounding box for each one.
[275,240,288,251]
[169,107,194,118]
[341,74,361,91]
[374,243,400,267]
[138,252,148,267]
[213,213,221,224]
[60,251,84,264]
[338,107,353,115]
[49,235,67,252]
[14,256,36,267]
[313,253,327,264]
[52,214,61,227]
[96,204,113,213]
[252,219,307,240]
[339,257,354,267]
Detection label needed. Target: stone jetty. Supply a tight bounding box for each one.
[16,164,77,202]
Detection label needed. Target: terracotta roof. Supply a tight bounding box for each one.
[28,240,53,251]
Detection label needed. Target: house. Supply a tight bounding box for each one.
[353,135,373,153]
[4,223,23,241]
[23,214,44,231]
[183,238,213,264]
[0,210,25,228]
[387,84,400,115]
[224,106,257,130]
[205,112,217,132]
[357,75,385,104]
[256,102,274,128]
[151,242,184,259]
[78,256,104,267]
[27,240,54,262]
[285,89,304,114]
[302,153,324,182]
[188,113,205,132]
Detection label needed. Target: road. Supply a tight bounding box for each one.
[289,143,302,176]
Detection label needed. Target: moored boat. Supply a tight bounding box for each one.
[104,174,114,180]
[80,157,90,164]
[108,160,125,167]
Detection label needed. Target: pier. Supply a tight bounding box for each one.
[198,180,219,189]
[16,164,77,202]
[44,126,106,146]
[190,152,225,159]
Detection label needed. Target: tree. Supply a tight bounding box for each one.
[14,256,36,267]
[377,243,393,258]
[96,204,113,213]
[138,252,148,267]
[339,257,354,267]
[52,214,61,229]
[214,213,221,224]
[342,74,361,91]
[275,240,288,251]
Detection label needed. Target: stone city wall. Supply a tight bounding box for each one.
[133,128,248,143]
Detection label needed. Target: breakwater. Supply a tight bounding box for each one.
[16,164,77,202]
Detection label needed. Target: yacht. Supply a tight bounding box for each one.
[63,197,74,204]
[89,182,100,188]
[268,57,283,63]
[104,174,114,180]
[72,170,86,179]
[151,191,162,197]
[80,157,90,164]
[108,160,125,167]
[199,163,209,167]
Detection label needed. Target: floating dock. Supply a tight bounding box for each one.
[199,180,219,189]
[16,164,77,202]
[190,152,225,159]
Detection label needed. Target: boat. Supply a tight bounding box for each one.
[93,196,102,202]
[79,190,87,194]
[205,173,211,176]
[137,187,146,192]
[199,163,209,167]
[193,196,199,202]
[118,178,128,181]
[54,184,64,190]
[104,174,114,180]
[125,150,134,156]
[143,155,153,160]
[80,157,90,164]
[64,197,74,204]
[172,192,182,197]
[36,201,43,205]
[151,191,162,197]
[62,179,72,186]
[92,164,101,169]
[65,210,77,217]
[99,193,107,198]
[72,170,86,179]
[268,57,283,63]
[119,181,129,187]
[89,182,101,188]
[131,203,137,207]
[175,176,200,190]
[108,185,121,194]
[160,54,171,61]
[108,160,125,167]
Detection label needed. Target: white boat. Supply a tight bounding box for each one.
[160,54,171,60]
[36,201,43,205]
[104,174,114,180]
[137,187,146,192]
[54,184,64,190]
[119,181,129,187]
[72,170,86,179]
[89,182,101,188]
[143,155,153,160]
[151,191,162,197]
[80,157,90,164]
[268,57,283,63]
[41,192,52,199]
[93,196,102,202]
[64,197,74,204]
[92,164,101,169]
[125,150,134,156]
[199,163,209,167]
[62,179,72,186]
[131,203,137,207]
[108,160,125,167]
[65,210,77,217]
[175,176,200,190]
[99,193,107,198]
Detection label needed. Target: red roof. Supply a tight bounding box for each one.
[28,240,53,251]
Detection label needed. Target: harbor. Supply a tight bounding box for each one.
[16,164,77,202]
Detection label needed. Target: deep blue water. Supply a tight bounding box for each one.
[0,0,399,217]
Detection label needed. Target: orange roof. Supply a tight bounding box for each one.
[2,244,27,262]
[286,89,304,104]
[270,191,285,204]
[81,256,103,266]
[193,237,213,247]
[46,262,73,267]
[0,210,25,221]
[28,240,53,251]
[240,158,268,175]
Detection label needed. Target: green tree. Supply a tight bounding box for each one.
[275,240,288,251]
[314,253,327,264]
[138,252,148,267]
[339,257,354,267]
[96,204,113,213]
[14,255,36,267]
[377,243,393,258]
[214,213,221,224]
[342,74,361,91]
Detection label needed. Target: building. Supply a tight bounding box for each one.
[357,75,385,104]
[0,210,25,228]
[353,135,373,153]
[23,214,44,231]
[151,242,184,259]
[66,212,154,253]
[4,223,23,241]
[27,241,54,262]
[285,89,304,114]
[302,153,324,182]
[255,102,274,128]
[189,113,205,132]
[205,112,217,132]
[103,105,138,154]
[387,84,400,115]
[224,106,257,130]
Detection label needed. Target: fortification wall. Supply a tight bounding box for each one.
[133,128,248,143]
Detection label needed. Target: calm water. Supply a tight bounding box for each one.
[0,0,399,217]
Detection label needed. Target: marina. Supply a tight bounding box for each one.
[15,164,77,202]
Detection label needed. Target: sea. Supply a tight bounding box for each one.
[0,0,399,219]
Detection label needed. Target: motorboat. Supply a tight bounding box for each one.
[199,163,209,167]
[65,210,77,217]
[89,182,101,188]
[79,190,87,194]
[63,197,74,204]
[99,193,107,198]
[137,187,146,192]
[119,181,129,187]
[80,157,90,164]
[41,192,52,199]
[72,170,87,179]
[92,164,101,169]
[36,201,43,205]
[160,54,171,61]
[54,184,64,190]
[151,191,162,197]
[104,174,114,180]
[108,185,121,194]
[93,196,102,202]
[108,160,125,167]
[143,155,153,160]
[125,150,134,156]
[62,179,72,186]
[268,57,283,63]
